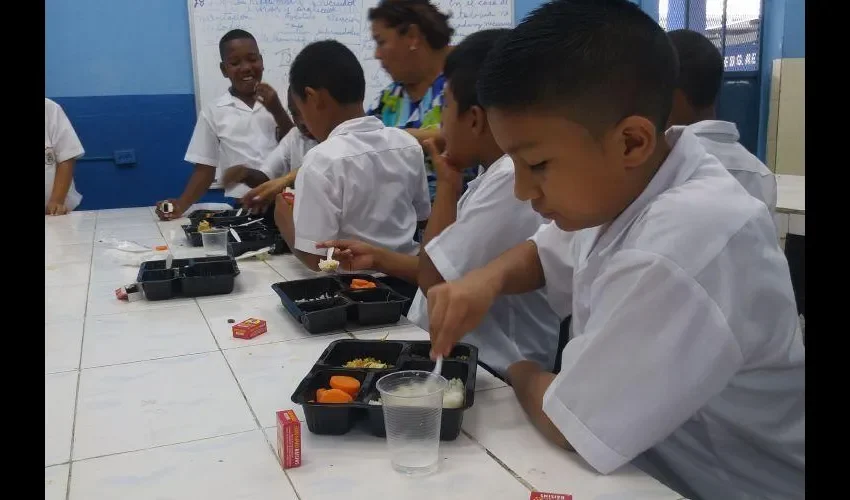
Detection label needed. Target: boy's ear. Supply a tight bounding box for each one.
[219,62,228,78]
[303,87,321,109]
[608,115,657,170]
[469,105,487,137]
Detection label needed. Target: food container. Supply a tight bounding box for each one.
[271,275,410,334]
[290,339,478,441]
[232,318,267,339]
[276,410,302,469]
[136,256,240,300]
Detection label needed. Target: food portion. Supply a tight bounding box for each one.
[197,220,212,233]
[349,278,377,290]
[343,357,392,369]
[368,377,466,409]
[316,388,353,403]
[329,375,361,396]
[318,259,340,272]
[313,376,361,403]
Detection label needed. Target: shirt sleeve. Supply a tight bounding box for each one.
[530,222,576,319]
[542,249,744,474]
[292,156,342,256]
[764,175,778,215]
[425,171,538,282]
[49,103,85,163]
[259,130,293,179]
[184,110,219,167]
[412,152,432,221]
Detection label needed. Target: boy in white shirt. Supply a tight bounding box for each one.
[157,29,293,220]
[273,40,430,271]
[316,30,561,376]
[223,87,318,194]
[668,29,777,213]
[45,98,84,215]
[425,1,805,499]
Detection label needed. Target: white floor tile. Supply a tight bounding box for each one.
[46,371,78,466]
[193,261,283,303]
[46,319,84,374]
[264,427,531,500]
[46,261,91,287]
[198,295,342,349]
[73,352,256,460]
[264,256,320,281]
[46,243,93,265]
[88,237,167,285]
[81,304,218,368]
[46,284,88,323]
[69,430,296,500]
[223,334,350,427]
[45,464,70,500]
[86,281,193,317]
[96,207,156,220]
[94,225,164,242]
[46,227,95,246]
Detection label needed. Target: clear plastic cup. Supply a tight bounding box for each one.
[201,228,229,256]
[376,370,447,476]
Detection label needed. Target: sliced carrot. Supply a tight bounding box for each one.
[154,245,169,251]
[350,279,377,289]
[329,376,361,396]
[317,388,353,404]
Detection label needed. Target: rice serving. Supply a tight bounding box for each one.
[371,377,465,408]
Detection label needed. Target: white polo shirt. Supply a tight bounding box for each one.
[407,156,560,375]
[45,98,84,211]
[293,116,431,256]
[184,92,279,198]
[685,120,777,214]
[258,127,318,180]
[531,128,804,499]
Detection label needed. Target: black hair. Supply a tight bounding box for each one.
[477,0,679,134]
[290,40,365,105]
[368,0,454,50]
[219,29,257,60]
[668,29,724,109]
[444,29,510,114]
[286,86,299,117]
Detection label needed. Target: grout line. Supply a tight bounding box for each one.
[460,428,536,492]
[78,348,221,371]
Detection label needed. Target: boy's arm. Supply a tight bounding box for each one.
[241,169,271,188]
[274,196,322,270]
[176,165,218,211]
[316,240,420,283]
[284,162,342,272]
[47,159,77,214]
[163,112,218,219]
[255,83,294,139]
[507,361,573,450]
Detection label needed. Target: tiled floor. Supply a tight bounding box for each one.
[45,208,681,499]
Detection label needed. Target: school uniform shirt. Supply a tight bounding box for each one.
[530,128,805,500]
[45,98,84,211]
[184,92,279,198]
[258,127,318,180]
[406,156,561,375]
[292,116,431,257]
[686,120,777,213]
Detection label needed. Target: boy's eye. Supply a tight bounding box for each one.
[529,161,547,172]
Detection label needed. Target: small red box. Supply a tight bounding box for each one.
[276,410,302,469]
[232,318,267,339]
[530,493,572,500]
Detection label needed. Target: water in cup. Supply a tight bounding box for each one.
[201,228,229,256]
[376,370,447,476]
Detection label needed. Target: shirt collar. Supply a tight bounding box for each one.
[327,116,385,139]
[682,120,740,142]
[215,91,260,113]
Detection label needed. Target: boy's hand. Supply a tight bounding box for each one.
[423,138,463,196]
[255,83,284,114]
[316,239,381,272]
[46,200,69,216]
[155,199,184,221]
[427,272,498,358]
[221,165,249,188]
[241,177,287,213]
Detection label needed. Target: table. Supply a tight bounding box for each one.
[45,207,684,500]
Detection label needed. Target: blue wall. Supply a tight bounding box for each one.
[47,0,803,209]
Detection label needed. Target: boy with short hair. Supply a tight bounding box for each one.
[273,40,430,271]
[45,98,85,215]
[223,87,318,193]
[668,29,777,213]
[425,1,804,498]
[157,29,293,220]
[318,30,561,376]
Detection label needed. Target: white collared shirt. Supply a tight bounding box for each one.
[293,116,430,256]
[45,98,84,211]
[407,156,561,375]
[258,127,318,180]
[184,92,279,198]
[531,128,804,499]
[681,120,777,214]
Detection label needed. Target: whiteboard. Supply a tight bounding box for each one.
[187,0,514,115]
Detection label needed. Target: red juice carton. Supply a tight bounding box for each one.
[232,318,267,340]
[276,410,302,469]
[530,493,572,500]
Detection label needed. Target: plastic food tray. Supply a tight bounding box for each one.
[291,338,478,440]
[136,256,240,300]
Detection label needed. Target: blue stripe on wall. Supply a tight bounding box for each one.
[53,95,200,210]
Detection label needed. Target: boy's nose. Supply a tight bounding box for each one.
[513,165,538,202]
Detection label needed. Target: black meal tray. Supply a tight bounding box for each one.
[227,227,290,257]
[136,256,241,300]
[291,338,478,440]
[271,275,410,334]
